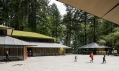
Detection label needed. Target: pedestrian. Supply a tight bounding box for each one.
[28,50,32,57]
[89,52,94,63]
[74,56,77,62]
[102,54,106,64]
[5,51,10,63]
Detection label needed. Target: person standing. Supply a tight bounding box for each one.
[5,51,10,63]
[90,52,94,63]
[28,50,32,57]
[102,54,106,64]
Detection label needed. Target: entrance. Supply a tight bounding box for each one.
[27,48,33,57]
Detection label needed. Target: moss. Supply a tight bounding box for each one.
[12,30,55,39]
[0,25,10,28]
[0,25,56,40]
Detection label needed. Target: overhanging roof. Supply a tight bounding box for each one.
[79,42,108,49]
[29,42,71,48]
[0,36,31,46]
[58,0,119,24]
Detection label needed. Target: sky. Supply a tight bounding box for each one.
[49,0,66,16]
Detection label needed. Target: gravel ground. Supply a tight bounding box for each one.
[0,54,119,71]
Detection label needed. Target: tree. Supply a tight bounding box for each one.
[98,27,119,52]
[48,3,61,38]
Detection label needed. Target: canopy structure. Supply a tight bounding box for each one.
[29,42,71,48]
[0,36,32,46]
[79,42,108,49]
[58,0,119,24]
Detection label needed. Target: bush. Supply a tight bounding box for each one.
[59,48,66,55]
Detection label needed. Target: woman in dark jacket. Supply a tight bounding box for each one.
[102,54,106,64]
[5,51,10,63]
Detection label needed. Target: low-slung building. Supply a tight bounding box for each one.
[0,36,33,60]
[28,42,70,56]
[0,25,71,61]
[79,42,109,54]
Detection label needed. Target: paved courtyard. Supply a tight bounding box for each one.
[0,55,119,71]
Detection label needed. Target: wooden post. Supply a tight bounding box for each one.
[23,46,27,60]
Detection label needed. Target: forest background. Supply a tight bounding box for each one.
[0,0,119,53]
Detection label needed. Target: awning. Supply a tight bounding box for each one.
[58,0,119,24]
[79,42,108,49]
[0,36,32,46]
[29,42,71,48]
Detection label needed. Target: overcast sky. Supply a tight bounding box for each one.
[49,0,66,16]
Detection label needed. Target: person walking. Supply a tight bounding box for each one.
[74,56,77,62]
[5,51,10,63]
[89,52,94,63]
[102,54,106,64]
[28,50,32,57]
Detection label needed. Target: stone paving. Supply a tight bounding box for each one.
[0,55,119,71]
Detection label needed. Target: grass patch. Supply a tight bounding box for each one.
[0,25,10,28]
[12,30,55,39]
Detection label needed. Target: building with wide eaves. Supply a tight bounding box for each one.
[0,25,71,61]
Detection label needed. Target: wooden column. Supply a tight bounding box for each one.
[23,46,27,60]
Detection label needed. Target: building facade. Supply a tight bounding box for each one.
[0,25,70,61]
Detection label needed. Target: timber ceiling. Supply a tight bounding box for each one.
[58,0,119,24]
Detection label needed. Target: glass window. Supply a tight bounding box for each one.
[0,29,7,35]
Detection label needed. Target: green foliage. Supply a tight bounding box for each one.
[59,48,65,55]
[1,0,119,52]
[97,39,106,45]
[113,27,119,32]
[98,27,119,49]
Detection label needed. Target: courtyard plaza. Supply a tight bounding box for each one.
[0,54,119,71]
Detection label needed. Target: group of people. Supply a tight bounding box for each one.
[89,52,106,64]
[5,50,106,64]
[74,52,106,64]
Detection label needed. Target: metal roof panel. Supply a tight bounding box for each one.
[29,42,71,48]
[0,36,31,46]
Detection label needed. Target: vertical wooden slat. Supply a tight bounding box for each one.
[23,46,27,60]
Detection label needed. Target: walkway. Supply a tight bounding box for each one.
[0,55,119,71]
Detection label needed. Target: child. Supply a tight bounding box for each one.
[74,56,77,62]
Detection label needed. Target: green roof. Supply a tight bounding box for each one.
[0,25,5,28]
[0,25,10,28]
[12,30,55,39]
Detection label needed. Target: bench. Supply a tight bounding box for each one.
[9,56,20,61]
[3,56,20,61]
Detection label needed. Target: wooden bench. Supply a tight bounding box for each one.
[9,56,20,61]
[3,56,20,61]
